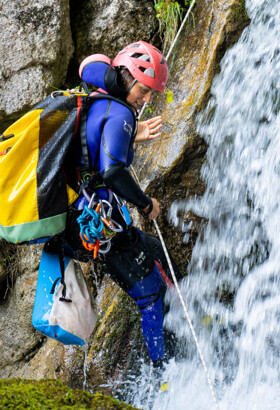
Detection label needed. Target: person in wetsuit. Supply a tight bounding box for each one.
[63,41,180,365]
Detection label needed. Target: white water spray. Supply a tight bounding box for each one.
[130,0,280,408]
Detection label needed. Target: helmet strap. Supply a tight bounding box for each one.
[126,79,137,94]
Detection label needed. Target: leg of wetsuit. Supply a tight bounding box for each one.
[103,227,176,362]
[138,230,182,285]
[62,214,181,362]
[127,265,165,362]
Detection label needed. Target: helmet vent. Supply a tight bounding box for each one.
[131,53,151,63]
[137,66,155,78]
[144,67,155,78]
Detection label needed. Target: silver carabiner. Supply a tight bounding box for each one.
[105,217,123,233]
[113,193,124,207]
[51,90,63,99]
[88,192,98,209]
[98,240,111,254]
[100,199,113,218]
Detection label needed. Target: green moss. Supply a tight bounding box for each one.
[0,378,139,409]
[231,0,250,24]
[104,293,140,348]
[87,288,143,379]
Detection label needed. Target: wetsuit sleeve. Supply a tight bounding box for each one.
[99,104,152,210]
[80,61,109,90]
[103,165,152,210]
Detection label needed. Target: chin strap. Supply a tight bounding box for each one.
[126,79,137,94]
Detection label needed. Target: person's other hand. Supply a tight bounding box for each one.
[142,198,160,219]
[135,116,162,143]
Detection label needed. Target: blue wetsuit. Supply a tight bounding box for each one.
[63,59,179,363]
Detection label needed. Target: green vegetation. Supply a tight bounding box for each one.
[231,0,248,23]
[0,378,140,409]
[0,242,20,297]
[154,0,193,53]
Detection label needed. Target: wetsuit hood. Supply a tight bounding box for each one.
[104,65,129,102]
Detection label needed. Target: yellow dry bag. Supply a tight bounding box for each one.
[0,91,89,243]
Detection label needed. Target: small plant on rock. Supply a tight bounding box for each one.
[154,0,191,53]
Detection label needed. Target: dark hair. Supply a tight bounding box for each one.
[117,67,135,91]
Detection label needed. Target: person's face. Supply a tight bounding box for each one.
[126,81,155,111]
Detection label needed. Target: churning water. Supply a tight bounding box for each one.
[128,0,280,408]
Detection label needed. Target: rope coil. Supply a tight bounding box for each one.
[77,198,125,258]
[78,206,104,243]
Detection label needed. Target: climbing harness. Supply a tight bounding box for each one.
[133,1,221,408]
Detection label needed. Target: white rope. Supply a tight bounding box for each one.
[153,220,220,410]
[138,0,197,118]
[131,166,220,410]
[133,1,221,408]
[165,0,197,61]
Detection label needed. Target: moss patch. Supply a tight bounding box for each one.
[231,0,249,24]
[89,288,142,375]
[0,378,139,409]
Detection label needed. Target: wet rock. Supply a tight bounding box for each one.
[0,268,41,378]
[0,0,74,130]
[0,242,24,297]
[15,338,81,381]
[0,265,5,285]
[134,0,250,273]
[69,0,157,76]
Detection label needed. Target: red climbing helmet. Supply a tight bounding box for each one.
[112,40,168,93]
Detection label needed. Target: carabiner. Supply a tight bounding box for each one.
[88,192,98,209]
[113,193,124,207]
[98,240,111,254]
[105,217,123,233]
[100,200,113,218]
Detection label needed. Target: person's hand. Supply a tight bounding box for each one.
[134,116,162,143]
[142,198,160,220]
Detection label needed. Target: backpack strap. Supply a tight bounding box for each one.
[58,245,72,303]
[78,89,138,187]
[80,100,90,169]
[48,237,72,303]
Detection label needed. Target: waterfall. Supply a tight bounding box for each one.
[129,0,280,408]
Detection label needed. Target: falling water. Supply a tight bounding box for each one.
[128,0,280,408]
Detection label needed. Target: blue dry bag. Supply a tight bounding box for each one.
[32,249,97,345]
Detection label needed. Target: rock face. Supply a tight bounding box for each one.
[0,246,42,378]
[134,0,250,273]
[0,0,74,130]
[0,0,158,128]
[70,0,157,65]
[0,0,249,400]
